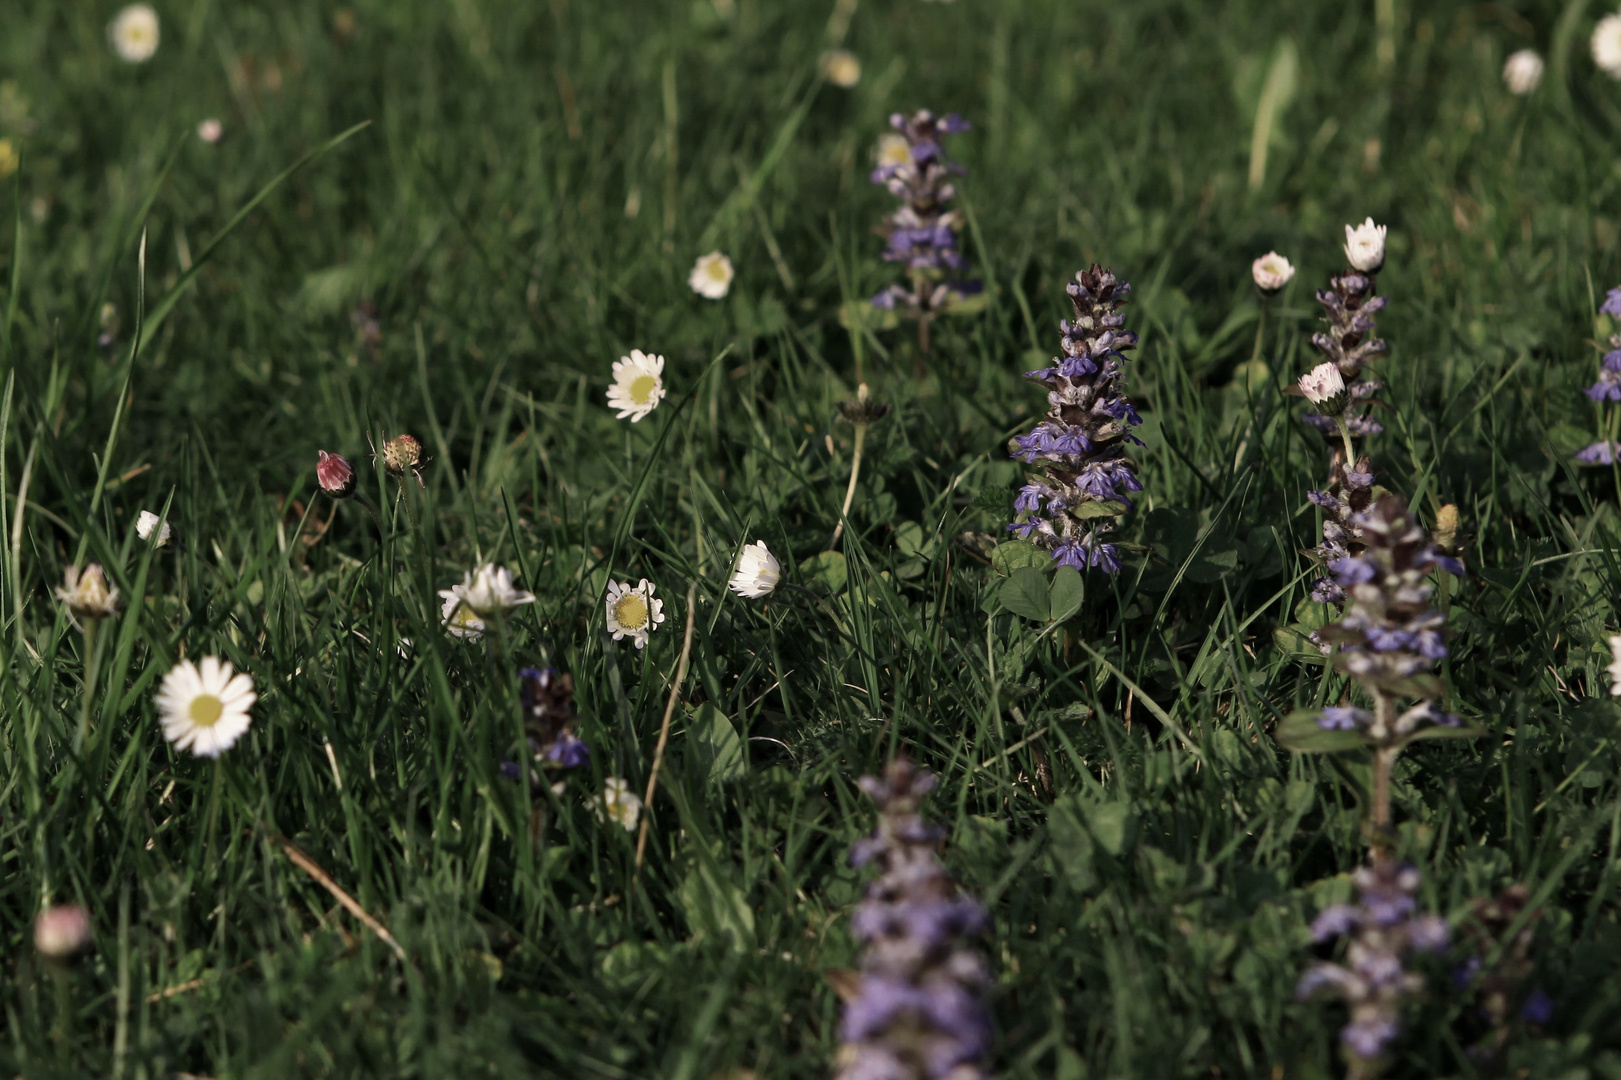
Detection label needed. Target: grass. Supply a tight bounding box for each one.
[4,0,1621,1076]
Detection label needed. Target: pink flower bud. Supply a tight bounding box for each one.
[34,904,91,958]
[316,450,357,499]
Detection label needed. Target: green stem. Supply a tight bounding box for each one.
[73,618,99,753]
[1250,301,1268,367]
[1335,417,1356,476]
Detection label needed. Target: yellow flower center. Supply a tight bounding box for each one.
[188,694,223,727]
[613,594,649,630]
[628,375,657,404]
[706,261,729,282]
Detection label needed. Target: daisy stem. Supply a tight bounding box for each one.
[203,757,224,858]
[635,580,699,872]
[1249,301,1267,368]
[395,477,419,531]
[1334,417,1356,477]
[73,617,99,752]
[828,421,868,550]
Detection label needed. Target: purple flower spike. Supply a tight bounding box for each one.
[1602,286,1621,317]
[869,110,979,329]
[1299,860,1449,1064]
[513,665,589,791]
[1007,265,1145,575]
[835,759,993,1080]
[1577,286,1621,467]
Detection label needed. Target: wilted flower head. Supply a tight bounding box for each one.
[1344,218,1388,274]
[1502,49,1544,95]
[136,510,173,547]
[1252,251,1296,294]
[835,382,892,426]
[378,433,427,487]
[728,541,781,599]
[441,563,535,619]
[605,578,665,649]
[108,3,160,63]
[592,777,642,831]
[154,656,256,758]
[1007,265,1145,574]
[316,449,357,499]
[1594,13,1621,78]
[34,905,92,959]
[834,758,993,1080]
[1297,860,1449,1067]
[57,564,119,622]
[820,49,861,87]
[688,252,734,300]
[606,350,667,423]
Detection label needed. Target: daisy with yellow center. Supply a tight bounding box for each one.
[876,133,912,170]
[605,578,665,649]
[108,3,160,63]
[154,656,256,758]
[688,252,734,300]
[439,592,486,641]
[592,777,643,831]
[606,350,667,423]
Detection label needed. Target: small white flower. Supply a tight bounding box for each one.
[688,252,734,300]
[1595,13,1621,78]
[136,510,172,547]
[196,118,223,144]
[820,49,861,88]
[438,592,486,641]
[606,350,667,422]
[876,133,912,169]
[1298,361,1347,405]
[1502,49,1544,95]
[1251,251,1296,294]
[57,564,119,621]
[1343,217,1387,273]
[1608,635,1621,696]
[592,777,643,832]
[154,656,256,758]
[605,578,665,649]
[108,4,160,63]
[444,563,535,618]
[728,541,781,599]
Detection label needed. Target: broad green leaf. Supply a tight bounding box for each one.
[1074,499,1129,520]
[1048,565,1085,622]
[689,703,746,784]
[1047,797,1098,893]
[798,550,848,593]
[1084,800,1138,857]
[678,862,755,951]
[1405,720,1489,744]
[838,298,899,332]
[1186,545,1241,584]
[1275,709,1368,753]
[991,540,1047,577]
[940,289,990,317]
[999,566,1051,621]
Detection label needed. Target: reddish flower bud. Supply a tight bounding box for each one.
[317,450,357,499]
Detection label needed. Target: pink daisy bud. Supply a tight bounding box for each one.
[316,450,357,499]
[1299,362,1349,417]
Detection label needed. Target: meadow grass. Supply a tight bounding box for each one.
[4,0,1621,1076]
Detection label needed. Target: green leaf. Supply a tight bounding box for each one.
[939,289,990,317]
[688,704,746,784]
[999,566,1051,621]
[1186,545,1241,584]
[1405,720,1489,744]
[1048,566,1085,622]
[1271,625,1327,664]
[991,540,1048,577]
[678,861,755,951]
[1371,674,1446,699]
[1084,800,1138,857]
[1046,797,1098,893]
[798,550,848,593]
[838,298,899,332]
[1074,499,1130,519]
[1275,709,1369,754]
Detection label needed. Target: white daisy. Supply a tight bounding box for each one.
[443,563,535,618]
[876,133,912,169]
[1608,635,1621,696]
[820,49,861,88]
[1595,13,1621,78]
[688,252,734,300]
[728,541,781,599]
[136,510,172,547]
[1342,217,1387,273]
[592,777,642,832]
[1502,49,1544,95]
[438,592,486,641]
[1298,362,1346,406]
[606,350,667,422]
[154,656,256,758]
[57,564,119,621]
[108,4,160,63]
[605,578,665,649]
[1251,251,1295,294]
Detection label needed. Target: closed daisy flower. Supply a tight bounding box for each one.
[443,563,535,618]
[439,592,486,641]
[1595,13,1621,77]
[108,3,160,63]
[154,656,256,758]
[592,777,642,831]
[606,350,667,422]
[728,541,781,598]
[688,252,734,300]
[820,49,861,88]
[876,133,911,169]
[605,578,665,649]
[136,510,172,547]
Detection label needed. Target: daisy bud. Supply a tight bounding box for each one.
[382,434,423,478]
[1343,218,1387,274]
[34,905,92,959]
[1501,49,1544,96]
[1299,362,1349,416]
[135,510,173,547]
[57,564,119,621]
[316,450,357,499]
[1251,251,1296,295]
[728,541,781,598]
